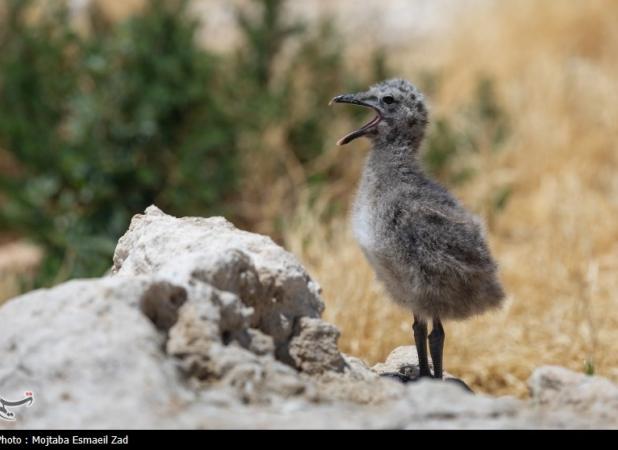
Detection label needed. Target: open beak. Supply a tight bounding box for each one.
[329,94,382,146]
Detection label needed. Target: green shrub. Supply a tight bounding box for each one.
[0,0,379,284]
[232,1,366,166]
[0,0,238,281]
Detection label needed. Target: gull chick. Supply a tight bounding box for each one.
[331,79,505,379]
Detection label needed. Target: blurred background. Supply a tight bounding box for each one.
[1,0,617,397]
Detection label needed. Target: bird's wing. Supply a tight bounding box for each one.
[387,202,495,275]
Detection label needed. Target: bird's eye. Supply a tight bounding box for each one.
[382,96,395,104]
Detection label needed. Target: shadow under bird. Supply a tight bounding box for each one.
[330,79,505,381]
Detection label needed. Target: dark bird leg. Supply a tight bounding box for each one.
[428,317,445,379]
[413,314,431,377]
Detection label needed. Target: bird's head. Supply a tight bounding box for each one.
[330,79,428,148]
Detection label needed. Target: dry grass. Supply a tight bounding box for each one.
[0,241,43,304]
[283,0,618,397]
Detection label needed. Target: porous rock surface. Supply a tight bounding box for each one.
[0,206,616,428]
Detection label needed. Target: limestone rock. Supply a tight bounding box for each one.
[0,277,195,428]
[528,366,618,426]
[112,206,326,364]
[289,317,345,375]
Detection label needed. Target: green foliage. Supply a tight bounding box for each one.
[584,360,595,376]
[473,78,509,148]
[235,0,304,89]
[0,0,377,284]
[423,118,464,180]
[491,185,512,213]
[422,76,510,186]
[233,2,364,166]
[0,0,241,280]
[284,20,349,164]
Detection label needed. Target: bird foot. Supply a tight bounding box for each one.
[379,371,422,384]
[379,364,427,383]
[379,364,474,393]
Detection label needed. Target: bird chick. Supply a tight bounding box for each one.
[331,79,505,379]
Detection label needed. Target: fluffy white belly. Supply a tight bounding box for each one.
[352,202,377,252]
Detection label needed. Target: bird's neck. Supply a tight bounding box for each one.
[366,141,425,183]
